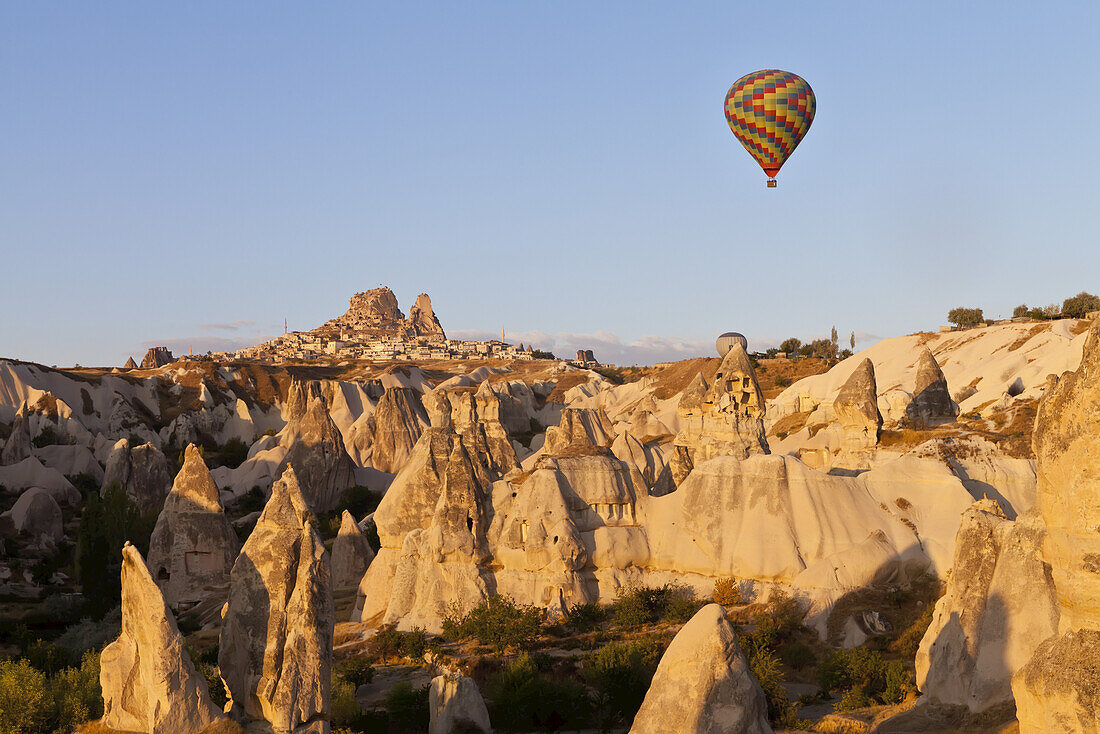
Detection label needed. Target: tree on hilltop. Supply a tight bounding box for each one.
[779,338,801,354]
[947,307,984,328]
[1062,291,1100,318]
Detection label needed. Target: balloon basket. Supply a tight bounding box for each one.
[766,178,777,188]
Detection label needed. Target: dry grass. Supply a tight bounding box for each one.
[754,357,833,399]
[768,410,813,439]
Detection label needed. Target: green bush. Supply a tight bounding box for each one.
[0,659,50,734]
[32,426,61,449]
[331,677,365,729]
[746,646,800,727]
[400,627,428,659]
[51,650,103,733]
[778,641,816,670]
[712,577,741,606]
[947,307,984,328]
[486,655,591,731]
[566,602,607,632]
[336,655,375,687]
[384,682,430,732]
[219,437,249,469]
[817,647,915,707]
[195,661,227,708]
[441,595,543,653]
[341,486,381,518]
[367,626,406,662]
[610,584,701,628]
[582,640,662,728]
[835,685,873,711]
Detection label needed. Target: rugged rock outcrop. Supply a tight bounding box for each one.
[360,386,429,474]
[915,500,1057,713]
[124,356,138,369]
[0,402,31,465]
[671,344,768,484]
[219,465,334,733]
[102,438,172,515]
[1011,318,1100,731]
[542,406,615,456]
[905,348,957,427]
[100,543,225,734]
[428,671,492,734]
[353,391,518,627]
[140,346,174,369]
[332,510,374,590]
[279,379,356,512]
[1012,629,1100,733]
[629,604,772,734]
[147,444,240,609]
[832,358,882,453]
[407,293,445,336]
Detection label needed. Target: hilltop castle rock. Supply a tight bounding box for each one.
[408,293,445,336]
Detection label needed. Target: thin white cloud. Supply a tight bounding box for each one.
[199,320,256,331]
[138,334,274,357]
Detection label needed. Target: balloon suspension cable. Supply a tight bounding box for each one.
[766,177,777,188]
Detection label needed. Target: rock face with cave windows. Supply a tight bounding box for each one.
[670,342,769,484]
[146,444,239,609]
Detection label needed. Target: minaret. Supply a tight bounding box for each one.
[284,318,288,335]
[501,327,505,343]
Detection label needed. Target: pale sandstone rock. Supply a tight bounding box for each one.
[147,444,239,609]
[630,604,772,734]
[331,510,374,590]
[905,348,958,427]
[542,406,615,455]
[832,358,882,453]
[279,379,356,512]
[429,671,491,734]
[671,344,768,484]
[407,293,445,336]
[0,455,80,505]
[1011,318,1100,732]
[0,402,31,465]
[3,487,63,547]
[102,438,172,515]
[219,465,334,733]
[915,501,1057,712]
[359,385,428,474]
[100,543,225,734]
[1012,629,1100,734]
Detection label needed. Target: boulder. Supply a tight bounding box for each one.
[147,444,240,609]
[102,438,172,515]
[905,348,957,427]
[915,500,1057,712]
[279,379,357,512]
[331,510,374,590]
[100,543,225,734]
[0,456,80,505]
[629,604,772,734]
[219,465,333,733]
[2,487,63,547]
[407,293,445,336]
[0,402,31,465]
[429,672,491,734]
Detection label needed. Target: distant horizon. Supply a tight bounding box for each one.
[3,3,1098,367]
[5,281,1088,369]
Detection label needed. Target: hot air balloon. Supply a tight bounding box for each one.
[725,69,815,188]
[716,332,748,356]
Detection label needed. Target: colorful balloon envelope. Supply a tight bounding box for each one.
[725,69,815,187]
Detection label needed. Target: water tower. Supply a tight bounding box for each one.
[715,332,748,357]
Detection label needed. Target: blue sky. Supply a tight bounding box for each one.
[2,2,1098,366]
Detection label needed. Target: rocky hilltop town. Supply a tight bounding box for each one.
[231,287,534,363]
[1,299,1099,734]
